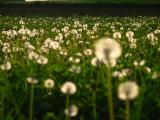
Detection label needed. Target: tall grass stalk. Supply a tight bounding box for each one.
[125,99,130,120]
[29,84,34,120]
[92,91,97,120]
[106,66,114,120]
[0,99,4,120]
[135,69,145,120]
[66,95,70,120]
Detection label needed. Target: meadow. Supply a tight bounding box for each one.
[0,16,160,120]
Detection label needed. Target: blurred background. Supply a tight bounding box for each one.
[0,0,160,4]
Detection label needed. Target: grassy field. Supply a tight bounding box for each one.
[0,16,160,120]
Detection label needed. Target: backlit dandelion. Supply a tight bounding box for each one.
[118,81,139,100]
[83,49,92,56]
[144,67,151,74]
[64,104,78,117]
[118,81,139,120]
[91,57,100,67]
[113,32,121,39]
[147,33,158,45]
[94,37,122,67]
[0,61,12,71]
[44,39,60,50]
[2,46,11,53]
[69,65,81,74]
[44,79,55,89]
[28,50,39,60]
[61,81,77,95]
[126,31,134,38]
[37,55,48,65]
[26,77,38,84]
[133,60,145,67]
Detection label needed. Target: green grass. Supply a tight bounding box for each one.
[0,16,160,120]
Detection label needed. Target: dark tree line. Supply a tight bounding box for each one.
[0,0,160,4]
[0,0,24,3]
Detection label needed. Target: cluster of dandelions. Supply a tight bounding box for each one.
[0,16,159,120]
[94,37,139,120]
[26,77,78,120]
[25,37,140,120]
[61,81,78,118]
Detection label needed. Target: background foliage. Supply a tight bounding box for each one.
[1,0,160,4]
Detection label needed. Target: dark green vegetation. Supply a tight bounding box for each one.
[1,0,160,4]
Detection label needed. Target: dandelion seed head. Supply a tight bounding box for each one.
[44,79,55,88]
[94,37,122,66]
[74,58,80,64]
[133,60,138,66]
[125,53,132,58]
[26,77,38,84]
[61,81,77,95]
[2,47,11,53]
[24,42,35,50]
[126,31,134,38]
[118,81,139,100]
[83,49,92,56]
[69,65,81,74]
[112,71,121,77]
[113,32,121,39]
[128,38,136,43]
[121,68,132,76]
[154,29,160,34]
[133,60,145,67]
[0,61,11,71]
[139,60,145,66]
[37,55,48,65]
[28,50,39,60]
[91,57,100,67]
[144,67,151,74]
[129,43,137,48]
[64,104,78,117]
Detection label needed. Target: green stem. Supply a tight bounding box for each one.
[66,95,70,120]
[125,99,130,120]
[0,101,4,120]
[2,71,8,120]
[29,84,34,120]
[106,66,114,120]
[92,91,97,120]
[135,69,145,120]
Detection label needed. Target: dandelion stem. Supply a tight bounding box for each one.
[0,102,4,120]
[29,84,34,120]
[125,99,130,120]
[135,69,145,120]
[106,66,114,120]
[92,91,97,120]
[66,95,70,120]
